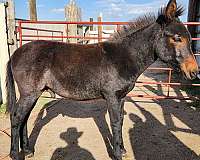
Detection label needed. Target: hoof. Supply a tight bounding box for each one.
[8,154,19,160]
[10,152,19,160]
[122,155,131,160]
[112,155,122,160]
[23,149,34,158]
[121,148,127,157]
[25,153,34,159]
[25,155,34,160]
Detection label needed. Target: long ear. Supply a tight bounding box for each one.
[165,0,177,20]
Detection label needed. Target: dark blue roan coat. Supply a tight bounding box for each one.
[6,0,198,160]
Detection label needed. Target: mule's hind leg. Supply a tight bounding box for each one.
[19,96,40,157]
[20,123,29,153]
[10,93,40,160]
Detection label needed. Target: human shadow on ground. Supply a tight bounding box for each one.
[50,127,96,160]
[29,99,113,158]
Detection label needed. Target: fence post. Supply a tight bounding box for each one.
[167,69,172,97]
[18,21,22,47]
[29,0,37,21]
[116,24,121,31]
[6,0,18,53]
[89,18,93,31]
[0,3,9,104]
[98,16,102,42]
[187,0,197,51]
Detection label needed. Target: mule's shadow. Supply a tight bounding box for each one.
[50,127,96,160]
[29,99,113,158]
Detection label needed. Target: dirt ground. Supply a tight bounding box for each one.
[1,61,200,160]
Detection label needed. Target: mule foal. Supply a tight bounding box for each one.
[6,0,199,160]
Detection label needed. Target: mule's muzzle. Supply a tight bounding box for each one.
[180,56,199,80]
[183,71,198,80]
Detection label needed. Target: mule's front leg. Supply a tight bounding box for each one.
[107,97,124,160]
[119,99,126,156]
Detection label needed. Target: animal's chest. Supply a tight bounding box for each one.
[101,66,135,98]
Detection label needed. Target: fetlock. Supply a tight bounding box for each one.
[10,150,19,160]
[121,147,127,157]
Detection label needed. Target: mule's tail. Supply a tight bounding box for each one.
[6,60,16,113]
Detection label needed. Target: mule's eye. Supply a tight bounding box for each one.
[173,34,182,42]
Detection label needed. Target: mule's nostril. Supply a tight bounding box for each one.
[192,71,196,76]
[190,71,197,79]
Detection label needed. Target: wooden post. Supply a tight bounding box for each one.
[117,25,121,31]
[0,1,18,104]
[65,0,82,43]
[6,0,17,54]
[89,18,93,31]
[0,3,9,104]
[98,16,102,42]
[187,0,198,51]
[187,0,197,24]
[29,0,37,21]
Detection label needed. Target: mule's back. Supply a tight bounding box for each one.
[11,40,104,99]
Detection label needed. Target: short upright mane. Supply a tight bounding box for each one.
[109,5,184,42]
[109,14,156,41]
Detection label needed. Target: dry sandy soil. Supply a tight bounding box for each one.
[1,61,200,160]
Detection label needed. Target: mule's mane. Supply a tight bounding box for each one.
[109,5,184,42]
[109,14,156,41]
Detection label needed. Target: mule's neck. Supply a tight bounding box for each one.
[120,23,159,79]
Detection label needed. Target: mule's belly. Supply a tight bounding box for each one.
[51,86,102,100]
[46,72,102,100]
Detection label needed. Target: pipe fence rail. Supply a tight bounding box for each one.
[16,20,200,100]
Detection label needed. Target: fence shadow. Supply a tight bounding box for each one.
[126,80,200,159]
[29,99,113,158]
[141,60,200,133]
[142,82,200,134]
[127,100,200,160]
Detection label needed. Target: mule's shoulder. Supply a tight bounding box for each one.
[101,41,130,60]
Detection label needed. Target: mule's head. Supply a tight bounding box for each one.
[155,0,198,80]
